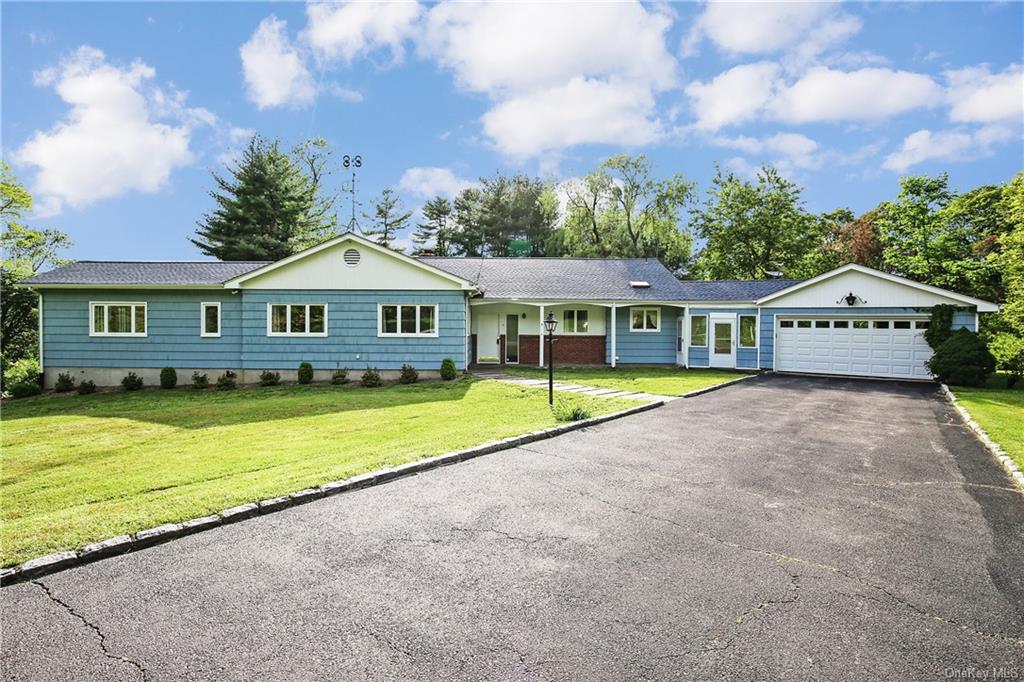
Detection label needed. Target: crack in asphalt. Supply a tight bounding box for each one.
[352,621,416,659]
[32,580,149,680]
[450,526,569,545]
[735,571,802,625]
[544,482,1024,649]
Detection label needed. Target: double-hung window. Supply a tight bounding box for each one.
[739,315,757,348]
[379,304,438,337]
[561,309,589,334]
[268,303,327,336]
[630,307,660,332]
[90,302,147,337]
[201,302,221,337]
[690,315,707,347]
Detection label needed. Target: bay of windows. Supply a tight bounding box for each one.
[269,303,327,336]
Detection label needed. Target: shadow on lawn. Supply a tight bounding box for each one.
[2,377,477,430]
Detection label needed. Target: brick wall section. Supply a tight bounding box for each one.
[519,335,540,365]
[550,335,606,365]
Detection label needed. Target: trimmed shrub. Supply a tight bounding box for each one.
[160,367,177,389]
[8,381,42,398]
[399,364,418,384]
[297,361,314,384]
[926,328,995,387]
[990,332,1024,388]
[121,372,144,391]
[4,357,40,389]
[552,400,592,422]
[924,304,957,349]
[55,372,76,393]
[361,367,382,388]
[259,370,281,386]
[216,370,237,390]
[76,379,97,395]
[331,368,349,385]
[440,357,457,381]
[191,371,210,389]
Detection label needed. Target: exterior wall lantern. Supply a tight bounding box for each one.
[839,292,867,306]
[543,312,558,405]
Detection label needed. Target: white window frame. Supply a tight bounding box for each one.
[89,301,147,337]
[689,314,708,347]
[629,307,661,333]
[200,302,221,338]
[378,304,440,338]
[266,303,328,337]
[560,309,590,335]
[738,314,758,349]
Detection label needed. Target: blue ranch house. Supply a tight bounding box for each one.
[25,232,998,387]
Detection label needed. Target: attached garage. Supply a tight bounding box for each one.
[755,264,999,381]
[775,317,932,379]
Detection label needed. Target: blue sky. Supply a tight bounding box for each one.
[3,1,1022,261]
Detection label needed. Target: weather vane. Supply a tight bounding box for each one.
[340,154,363,234]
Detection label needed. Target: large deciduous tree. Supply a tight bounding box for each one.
[1,163,72,377]
[690,166,819,279]
[192,135,338,261]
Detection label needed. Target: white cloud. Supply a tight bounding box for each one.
[712,132,820,169]
[683,2,857,61]
[16,46,204,215]
[686,64,943,130]
[422,1,675,96]
[482,77,663,160]
[685,62,780,130]
[945,63,1023,124]
[305,1,419,64]
[398,167,478,198]
[769,66,943,124]
[882,125,1016,172]
[326,84,364,102]
[240,16,316,109]
[421,1,676,160]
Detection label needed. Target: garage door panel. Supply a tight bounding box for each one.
[776,317,932,379]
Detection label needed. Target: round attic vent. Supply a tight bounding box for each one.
[343,248,361,267]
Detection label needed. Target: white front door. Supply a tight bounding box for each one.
[477,313,501,364]
[676,316,686,366]
[709,315,736,368]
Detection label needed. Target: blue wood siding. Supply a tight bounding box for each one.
[42,289,242,369]
[605,305,680,364]
[688,347,709,366]
[757,306,976,370]
[240,290,466,371]
[42,289,468,371]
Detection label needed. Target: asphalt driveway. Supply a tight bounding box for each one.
[2,375,1023,680]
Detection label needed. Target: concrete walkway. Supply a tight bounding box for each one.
[471,368,676,402]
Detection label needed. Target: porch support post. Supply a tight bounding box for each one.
[538,304,545,367]
[610,305,617,368]
[682,305,688,368]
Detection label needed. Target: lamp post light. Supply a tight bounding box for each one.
[543,312,558,405]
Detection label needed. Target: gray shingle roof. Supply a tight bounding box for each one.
[422,257,801,302]
[23,261,270,286]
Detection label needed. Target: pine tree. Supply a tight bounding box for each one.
[413,196,454,255]
[191,136,336,261]
[363,188,412,249]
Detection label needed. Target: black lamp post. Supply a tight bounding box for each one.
[543,312,558,405]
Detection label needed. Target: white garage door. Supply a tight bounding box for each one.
[775,317,933,379]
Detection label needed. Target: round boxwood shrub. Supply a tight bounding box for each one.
[331,368,349,385]
[54,371,76,393]
[361,367,382,388]
[440,357,457,381]
[399,364,418,384]
[926,328,995,387]
[121,372,144,391]
[160,367,177,389]
[297,361,314,385]
[77,379,97,395]
[989,332,1024,388]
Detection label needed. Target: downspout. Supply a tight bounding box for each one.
[756,307,761,370]
[682,305,688,368]
[37,292,44,373]
[538,304,545,367]
[465,294,470,370]
[610,305,617,368]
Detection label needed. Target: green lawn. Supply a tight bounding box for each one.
[952,375,1024,472]
[0,379,639,566]
[502,366,748,396]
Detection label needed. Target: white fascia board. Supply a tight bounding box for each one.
[221,231,477,290]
